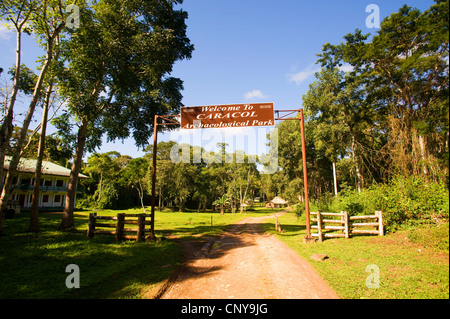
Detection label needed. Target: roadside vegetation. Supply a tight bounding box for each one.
[272,175,449,299]
[0,0,448,300]
[269,211,448,299]
[0,207,279,299]
[1,202,447,299]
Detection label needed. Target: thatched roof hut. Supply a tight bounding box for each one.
[271,196,288,205]
[267,196,288,208]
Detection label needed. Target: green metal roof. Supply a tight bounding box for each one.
[3,156,88,178]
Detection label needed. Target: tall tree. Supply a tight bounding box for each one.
[84,152,121,209]
[302,67,380,193]
[317,0,449,182]
[0,0,36,174]
[28,83,53,232]
[123,157,149,213]
[0,0,70,235]
[57,0,193,229]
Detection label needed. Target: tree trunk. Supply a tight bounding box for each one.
[418,134,428,177]
[28,84,52,232]
[98,171,103,201]
[0,29,22,178]
[158,185,162,211]
[0,38,57,235]
[138,181,146,214]
[59,117,88,230]
[352,136,363,193]
[240,166,252,213]
[332,161,338,196]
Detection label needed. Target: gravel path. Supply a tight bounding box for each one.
[159,213,338,299]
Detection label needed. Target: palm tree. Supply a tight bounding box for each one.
[212,195,230,215]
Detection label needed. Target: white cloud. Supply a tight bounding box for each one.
[287,66,320,85]
[0,22,14,41]
[244,89,268,101]
[338,64,354,73]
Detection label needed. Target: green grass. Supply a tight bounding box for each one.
[1,207,447,299]
[0,206,278,299]
[266,211,449,299]
[153,206,280,239]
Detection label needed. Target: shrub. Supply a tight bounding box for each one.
[317,176,449,232]
[291,203,304,218]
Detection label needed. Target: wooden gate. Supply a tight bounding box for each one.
[87,213,152,242]
[310,211,383,242]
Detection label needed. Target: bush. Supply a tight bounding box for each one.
[408,223,449,252]
[291,203,304,218]
[374,176,449,231]
[314,176,449,232]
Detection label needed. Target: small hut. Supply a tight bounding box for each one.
[265,202,275,209]
[269,196,288,208]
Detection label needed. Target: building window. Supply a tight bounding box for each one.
[54,195,61,203]
[43,195,49,203]
[56,180,64,187]
[44,180,52,186]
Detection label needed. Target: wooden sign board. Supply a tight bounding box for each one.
[180,103,275,129]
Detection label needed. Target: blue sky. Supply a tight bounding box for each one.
[0,0,435,159]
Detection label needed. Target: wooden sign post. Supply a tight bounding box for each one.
[180,102,275,129]
[149,104,312,243]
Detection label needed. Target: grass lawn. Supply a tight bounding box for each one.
[1,207,448,299]
[266,211,449,299]
[0,206,277,299]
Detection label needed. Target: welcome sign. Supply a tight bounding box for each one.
[180,103,275,129]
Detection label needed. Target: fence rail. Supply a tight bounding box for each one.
[310,211,383,242]
[87,213,152,242]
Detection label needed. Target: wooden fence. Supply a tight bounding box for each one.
[87,213,152,242]
[310,211,384,242]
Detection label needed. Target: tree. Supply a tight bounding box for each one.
[84,152,121,209]
[28,82,54,232]
[213,195,230,216]
[57,0,193,229]
[0,0,36,174]
[229,151,258,213]
[317,1,449,183]
[0,0,70,235]
[123,157,149,213]
[302,67,378,193]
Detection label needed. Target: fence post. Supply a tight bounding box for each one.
[87,213,96,238]
[343,211,349,239]
[116,213,125,242]
[137,214,145,242]
[376,211,384,236]
[275,216,281,232]
[317,212,323,242]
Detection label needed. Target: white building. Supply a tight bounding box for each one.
[2,156,88,212]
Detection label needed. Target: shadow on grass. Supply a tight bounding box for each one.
[152,219,285,294]
[0,212,182,299]
[0,209,300,298]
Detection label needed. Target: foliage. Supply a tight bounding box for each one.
[271,212,449,299]
[212,195,230,215]
[311,176,449,232]
[52,0,194,229]
[0,208,277,298]
[0,210,182,298]
[291,203,304,218]
[407,223,449,252]
[316,0,449,183]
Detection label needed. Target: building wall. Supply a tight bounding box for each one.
[3,173,75,210]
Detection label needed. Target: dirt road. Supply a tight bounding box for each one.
[157,213,338,299]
